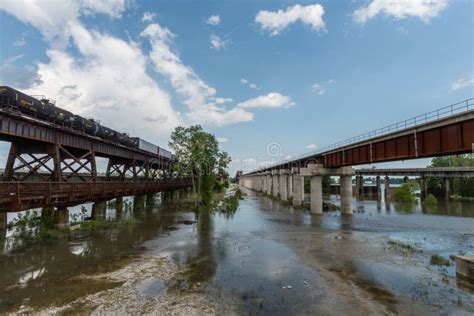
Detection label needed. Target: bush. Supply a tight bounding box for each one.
[424,193,438,206]
[430,254,450,266]
[393,182,419,204]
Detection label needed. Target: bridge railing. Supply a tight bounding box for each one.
[252,98,473,172]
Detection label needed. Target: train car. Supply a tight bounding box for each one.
[132,137,159,154]
[158,147,172,159]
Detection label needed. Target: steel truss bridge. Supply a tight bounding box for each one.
[0,109,192,212]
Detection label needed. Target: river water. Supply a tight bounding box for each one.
[0,187,473,314]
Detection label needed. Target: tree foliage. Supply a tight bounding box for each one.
[169,125,231,205]
[427,155,474,197]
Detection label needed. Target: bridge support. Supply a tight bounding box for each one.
[146,194,156,209]
[444,177,450,199]
[355,175,363,197]
[279,170,288,201]
[376,176,381,200]
[92,201,107,220]
[288,173,293,200]
[54,207,69,228]
[272,171,279,198]
[340,174,353,214]
[421,177,428,197]
[266,174,272,195]
[301,164,353,215]
[134,195,145,211]
[292,172,304,206]
[310,175,323,214]
[384,176,391,198]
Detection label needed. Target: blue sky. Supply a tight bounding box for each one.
[0,0,473,173]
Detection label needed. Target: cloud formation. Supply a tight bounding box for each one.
[451,77,474,91]
[238,92,295,109]
[210,34,228,50]
[256,3,325,36]
[353,0,448,24]
[206,15,221,26]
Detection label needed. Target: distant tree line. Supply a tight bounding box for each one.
[427,155,474,198]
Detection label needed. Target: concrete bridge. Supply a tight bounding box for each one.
[240,99,474,214]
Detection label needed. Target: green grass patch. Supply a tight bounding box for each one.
[430,254,451,266]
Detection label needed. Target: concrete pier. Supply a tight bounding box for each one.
[92,201,107,220]
[445,177,450,199]
[134,195,145,211]
[279,170,288,201]
[421,177,428,197]
[384,176,391,197]
[375,176,381,200]
[292,173,304,206]
[146,194,156,209]
[266,174,272,195]
[53,207,69,228]
[310,175,323,214]
[404,176,409,183]
[272,172,279,198]
[287,173,293,200]
[356,175,363,196]
[340,174,353,214]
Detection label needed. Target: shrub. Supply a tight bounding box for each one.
[393,182,419,204]
[424,193,438,206]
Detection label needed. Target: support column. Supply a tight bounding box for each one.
[356,175,363,196]
[287,173,293,200]
[445,177,450,200]
[134,195,145,211]
[146,194,156,209]
[292,174,304,206]
[340,174,353,214]
[272,172,279,198]
[421,176,428,197]
[115,197,123,217]
[266,174,272,195]
[310,175,323,214]
[404,176,409,183]
[92,201,107,220]
[384,176,391,197]
[54,207,69,228]
[376,176,381,200]
[279,170,288,201]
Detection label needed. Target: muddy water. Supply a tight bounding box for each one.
[0,188,473,314]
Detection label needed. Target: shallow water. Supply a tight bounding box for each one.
[0,188,473,314]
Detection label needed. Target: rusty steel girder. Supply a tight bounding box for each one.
[0,178,193,212]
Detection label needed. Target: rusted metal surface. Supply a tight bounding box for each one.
[0,178,192,212]
[0,110,169,164]
[247,109,474,174]
[355,167,474,178]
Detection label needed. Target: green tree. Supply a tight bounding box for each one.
[427,155,474,197]
[169,125,231,206]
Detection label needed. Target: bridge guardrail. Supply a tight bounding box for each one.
[254,98,473,172]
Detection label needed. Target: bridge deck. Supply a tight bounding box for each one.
[0,179,192,212]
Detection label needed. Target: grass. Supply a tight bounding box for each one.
[430,254,451,266]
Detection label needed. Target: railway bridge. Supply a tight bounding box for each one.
[240,99,474,214]
[0,107,192,228]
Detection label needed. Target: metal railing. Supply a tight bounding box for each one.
[253,98,473,173]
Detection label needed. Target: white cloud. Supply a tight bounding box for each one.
[306,144,317,149]
[328,79,335,84]
[238,92,295,109]
[210,34,228,50]
[451,77,474,91]
[353,0,448,24]
[240,78,259,89]
[312,83,325,95]
[141,23,253,126]
[213,97,233,104]
[141,12,155,22]
[217,137,228,143]
[255,3,325,36]
[206,15,221,26]
[0,0,125,46]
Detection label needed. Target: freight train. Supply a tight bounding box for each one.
[0,86,172,159]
